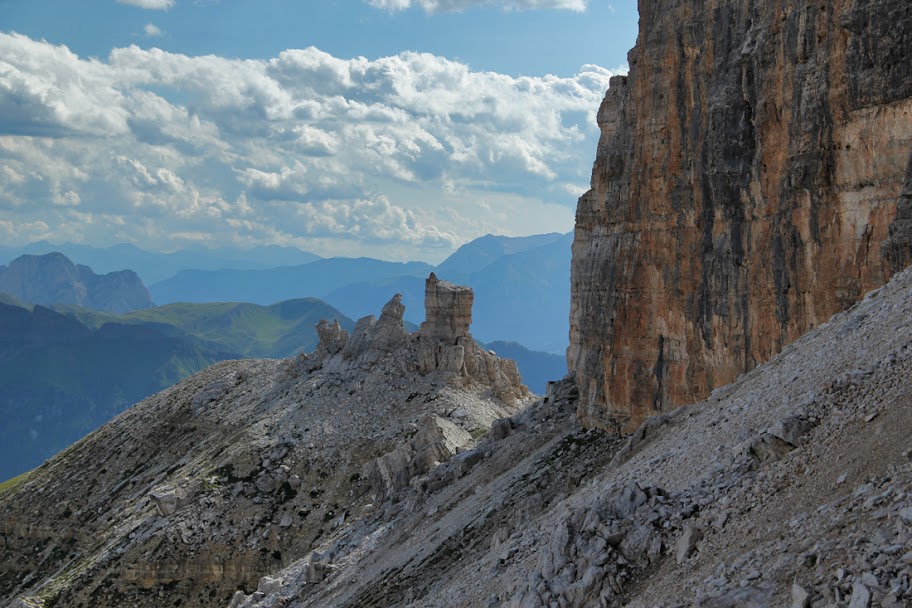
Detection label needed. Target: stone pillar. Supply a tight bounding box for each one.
[419,272,473,343]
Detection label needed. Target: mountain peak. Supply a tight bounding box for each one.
[0,252,153,314]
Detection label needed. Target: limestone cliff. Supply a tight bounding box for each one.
[569,0,912,431]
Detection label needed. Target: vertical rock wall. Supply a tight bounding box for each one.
[569,0,912,431]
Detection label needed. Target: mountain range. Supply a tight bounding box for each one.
[0,242,322,285]
[0,249,567,480]
[3,2,912,606]
[4,232,574,354]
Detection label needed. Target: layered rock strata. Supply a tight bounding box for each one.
[569,0,912,431]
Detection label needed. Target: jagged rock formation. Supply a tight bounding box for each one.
[0,252,153,313]
[569,0,912,431]
[219,265,912,608]
[0,275,529,608]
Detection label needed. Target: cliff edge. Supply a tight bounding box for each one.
[569,0,912,431]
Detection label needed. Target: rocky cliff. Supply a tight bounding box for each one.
[0,252,153,313]
[569,0,912,431]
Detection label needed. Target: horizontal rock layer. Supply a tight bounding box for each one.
[569,0,912,430]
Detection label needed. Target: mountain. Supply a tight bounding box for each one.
[569,0,912,431]
[435,232,566,276]
[324,232,573,354]
[465,232,572,354]
[0,301,238,481]
[150,258,434,305]
[0,242,323,285]
[481,340,567,394]
[7,4,912,606]
[63,298,355,359]
[0,252,153,313]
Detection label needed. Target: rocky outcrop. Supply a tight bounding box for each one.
[569,0,912,431]
[419,272,473,342]
[0,252,153,313]
[309,280,527,406]
[364,415,473,501]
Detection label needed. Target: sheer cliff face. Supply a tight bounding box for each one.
[569,0,912,431]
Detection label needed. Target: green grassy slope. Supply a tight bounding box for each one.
[57,298,354,358]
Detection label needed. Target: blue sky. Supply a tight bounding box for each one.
[0,0,637,261]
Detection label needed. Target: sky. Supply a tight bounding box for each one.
[0,0,638,262]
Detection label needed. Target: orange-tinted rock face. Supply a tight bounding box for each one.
[569,0,912,431]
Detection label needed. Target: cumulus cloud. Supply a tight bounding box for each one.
[0,33,615,258]
[116,0,175,9]
[144,23,164,37]
[366,0,587,12]
[295,196,457,247]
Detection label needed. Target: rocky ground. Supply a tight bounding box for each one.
[224,269,912,607]
[3,267,912,607]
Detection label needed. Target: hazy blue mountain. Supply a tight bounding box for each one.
[435,232,566,276]
[463,232,572,354]
[150,258,434,305]
[0,242,322,284]
[0,252,153,313]
[481,340,567,394]
[324,276,427,327]
[323,233,572,354]
[0,301,238,480]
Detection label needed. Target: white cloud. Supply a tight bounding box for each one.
[0,33,614,259]
[144,23,164,37]
[117,0,175,9]
[295,196,457,247]
[366,0,587,12]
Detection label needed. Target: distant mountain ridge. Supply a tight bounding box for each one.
[4,234,573,354]
[0,252,153,313]
[63,298,356,359]
[323,232,573,354]
[435,232,566,276]
[0,242,323,285]
[149,257,435,305]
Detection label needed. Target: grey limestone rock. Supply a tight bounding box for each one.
[676,525,703,564]
[419,272,473,343]
[848,582,872,608]
[150,487,178,517]
[791,583,810,608]
[315,319,348,356]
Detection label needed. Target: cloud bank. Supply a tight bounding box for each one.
[116,0,176,9]
[366,0,587,12]
[0,33,615,259]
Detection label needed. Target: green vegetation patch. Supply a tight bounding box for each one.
[0,469,32,496]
